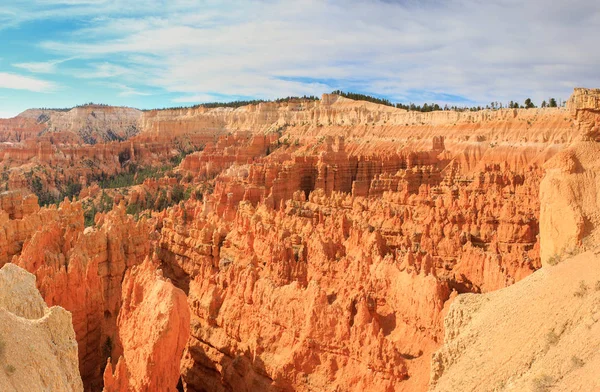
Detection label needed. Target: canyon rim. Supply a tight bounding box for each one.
[1,1,600,391]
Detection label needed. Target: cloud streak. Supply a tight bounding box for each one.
[0,72,56,92]
[13,57,77,73]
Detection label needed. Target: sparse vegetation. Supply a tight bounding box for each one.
[571,355,585,368]
[0,337,13,376]
[330,89,564,113]
[331,90,395,107]
[97,164,170,189]
[532,374,554,392]
[84,204,97,227]
[524,98,536,109]
[574,280,589,298]
[4,364,15,375]
[546,329,560,346]
[546,254,561,266]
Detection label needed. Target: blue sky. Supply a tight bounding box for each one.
[1,0,599,117]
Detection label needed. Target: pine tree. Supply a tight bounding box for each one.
[524,98,535,109]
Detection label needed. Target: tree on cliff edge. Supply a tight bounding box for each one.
[524,98,536,109]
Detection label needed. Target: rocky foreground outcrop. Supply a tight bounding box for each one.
[0,263,83,391]
[430,248,600,392]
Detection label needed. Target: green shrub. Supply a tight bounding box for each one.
[84,204,97,227]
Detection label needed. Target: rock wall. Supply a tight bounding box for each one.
[0,191,54,266]
[540,89,600,265]
[103,258,190,392]
[18,106,142,144]
[0,263,83,391]
[429,87,600,391]
[539,143,600,264]
[14,202,150,390]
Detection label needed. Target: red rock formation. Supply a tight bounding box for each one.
[157,154,541,390]
[14,202,150,390]
[0,114,45,142]
[2,88,597,391]
[103,258,190,392]
[0,191,55,266]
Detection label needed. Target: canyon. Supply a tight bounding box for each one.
[0,88,599,391]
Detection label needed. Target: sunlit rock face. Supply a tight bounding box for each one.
[1,89,599,391]
[0,263,83,392]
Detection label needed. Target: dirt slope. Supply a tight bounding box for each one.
[430,248,600,392]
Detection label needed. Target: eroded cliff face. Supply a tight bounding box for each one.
[103,258,190,392]
[429,88,600,392]
[0,263,83,391]
[158,134,542,391]
[17,106,142,144]
[1,88,599,391]
[14,202,150,390]
[539,89,600,265]
[0,190,52,266]
[539,142,600,265]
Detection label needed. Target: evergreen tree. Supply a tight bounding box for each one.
[524,98,535,109]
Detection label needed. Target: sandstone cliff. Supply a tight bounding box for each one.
[539,142,600,265]
[14,202,150,390]
[0,263,83,391]
[103,258,190,392]
[430,88,600,391]
[18,106,142,144]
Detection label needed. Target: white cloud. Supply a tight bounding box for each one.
[71,62,131,78]
[118,86,150,97]
[0,72,56,92]
[172,94,225,103]
[5,0,600,105]
[95,81,150,97]
[13,57,76,74]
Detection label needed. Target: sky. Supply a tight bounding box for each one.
[0,0,599,118]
